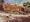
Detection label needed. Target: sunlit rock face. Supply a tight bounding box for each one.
[0,4,30,15]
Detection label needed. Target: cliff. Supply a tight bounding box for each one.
[0,4,30,15]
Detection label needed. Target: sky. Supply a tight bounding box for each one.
[4,0,30,6]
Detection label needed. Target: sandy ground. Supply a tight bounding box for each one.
[0,18,3,22]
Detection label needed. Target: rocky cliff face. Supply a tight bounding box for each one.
[0,4,30,15]
[0,4,4,11]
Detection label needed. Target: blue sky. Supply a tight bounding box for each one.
[4,0,30,6]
